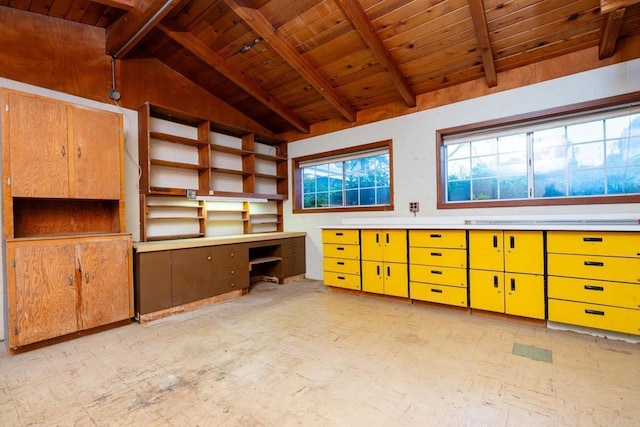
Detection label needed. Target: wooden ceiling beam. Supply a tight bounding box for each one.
[600,0,640,13]
[600,7,626,59]
[91,0,135,11]
[157,23,310,133]
[467,0,497,88]
[106,0,180,58]
[222,0,357,123]
[334,0,416,108]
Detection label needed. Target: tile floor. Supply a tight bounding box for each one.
[1,279,639,426]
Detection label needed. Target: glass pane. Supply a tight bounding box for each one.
[359,188,375,205]
[345,189,359,205]
[303,194,316,208]
[375,168,389,186]
[471,156,497,178]
[376,187,390,205]
[606,138,628,166]
[571,142,604,169]
[533,143,568,174]
[499,176,527,199]
[447,143,470,160]
[534,127,566,148]
[498,151,527,176]
[303,167,316,193]
[471,138,497,156]
[608,166,640,194]
[447,180,470,202]
[606,115,640,139]
[329,191,343,206]
[315,192,329,207]
[534,172,566,198]
[567,121,603,143]
[329,176,343,191]
[569,169,605,196]
[498,133,526,154]
[447,159,470,180]
[472,178,497,200]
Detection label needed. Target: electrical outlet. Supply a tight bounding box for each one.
[409,202,419,213]
[186,189,197,200]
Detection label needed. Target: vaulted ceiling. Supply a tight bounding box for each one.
[3,0,640,138]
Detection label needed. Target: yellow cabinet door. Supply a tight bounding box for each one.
[362,260,384,294]
[547,231,640,258]
[548,253,640,283]
[322,229,360,245]
[469,270,504,313]
[504,231,544,274]
[505,273,545,319]
[410,282,467,307]
[361,229,407,263]
[469,231,503,271]
[409,247,466,268]
[548,299,640,336]
[409,230,466,249]
[324,271,361,290]
[384,262,409,297]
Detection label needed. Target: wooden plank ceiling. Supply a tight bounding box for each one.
[4,0,640,137]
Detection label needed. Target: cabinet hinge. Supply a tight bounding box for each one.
[5,104,8,112]
[7,177,11,187]
[14,326,18,336]
[12,259,15,268]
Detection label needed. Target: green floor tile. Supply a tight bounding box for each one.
[513,343,553,363]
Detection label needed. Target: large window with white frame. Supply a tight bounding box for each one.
[437,93,640,208]
[292,140,393,213]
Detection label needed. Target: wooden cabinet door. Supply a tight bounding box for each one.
[281,237,306,278]
[71,107,121,199]
[134,251,172,315]
[469,231,504,271]
[6,92,69,198]
[77,237,132,330]
[171,247,213,305]
[8,241,77,347]
[504,231,543,274]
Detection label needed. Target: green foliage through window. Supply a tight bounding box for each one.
[443,110,640,203]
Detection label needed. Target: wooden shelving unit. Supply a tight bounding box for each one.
[138,102,289,241]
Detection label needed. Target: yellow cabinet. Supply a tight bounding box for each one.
[469,230,544,319]
[408,229,468,307]
[547,230,640,335]
[361,229,407,263]
[362,261,408,297]
[322,229,361,290]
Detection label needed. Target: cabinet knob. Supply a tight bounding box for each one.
[229,252,234,257]
[68,275,74,286]
[207,256,211,261]
[230,269,235,275]
[230,283,235,287]
[85,273,90,283]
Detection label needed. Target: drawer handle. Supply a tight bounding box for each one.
[510,236,515,249]
[430,252,442,257]
[583,237,603,242]
[584,285,604,291]
[377,265,381,275]
[430,270,443,275]
[510,278,516,291]
[336,232,344,236]
[585,309,605,316]
[431,288,443,294]
[493,235,498,248]
[386,233,390,244]
[337,261,345,265]
[584,261,604,267]
[337,247,344,251]
[376,233,379,244]
[387,266,391,276]
[337,276,345,280]
[493,275,499,288]
[430,234,442,238]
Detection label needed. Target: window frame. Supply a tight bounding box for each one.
[436,91,640,210]
[292,140,394,214]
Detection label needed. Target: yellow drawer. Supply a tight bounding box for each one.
[323,243,360,260]
[322,258,360,275]
[409,229,466,249]
[548,253,640,284]
[410,282,468,307]
[322,229,360,245]
[548,299,640,336]
[410,264,467,288]
[323,271,361,290]
[409,247,466,268]
[547,231,640,258]
[548,276,640,310]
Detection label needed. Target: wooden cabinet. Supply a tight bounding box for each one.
[322,229,361,290]
[5,91,121,200]
[282,236,306,278]
[361,229,408,297]
[409,230,468,307]
[469,230,544,319]
[2,89,132,351]
[547,231,640,335]
[6,235,132,348]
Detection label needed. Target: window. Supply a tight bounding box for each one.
[438,93,640,208]
[292,140,393,213]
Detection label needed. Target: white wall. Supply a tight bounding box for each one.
[0,80,141,343]
[284,59,640,281]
